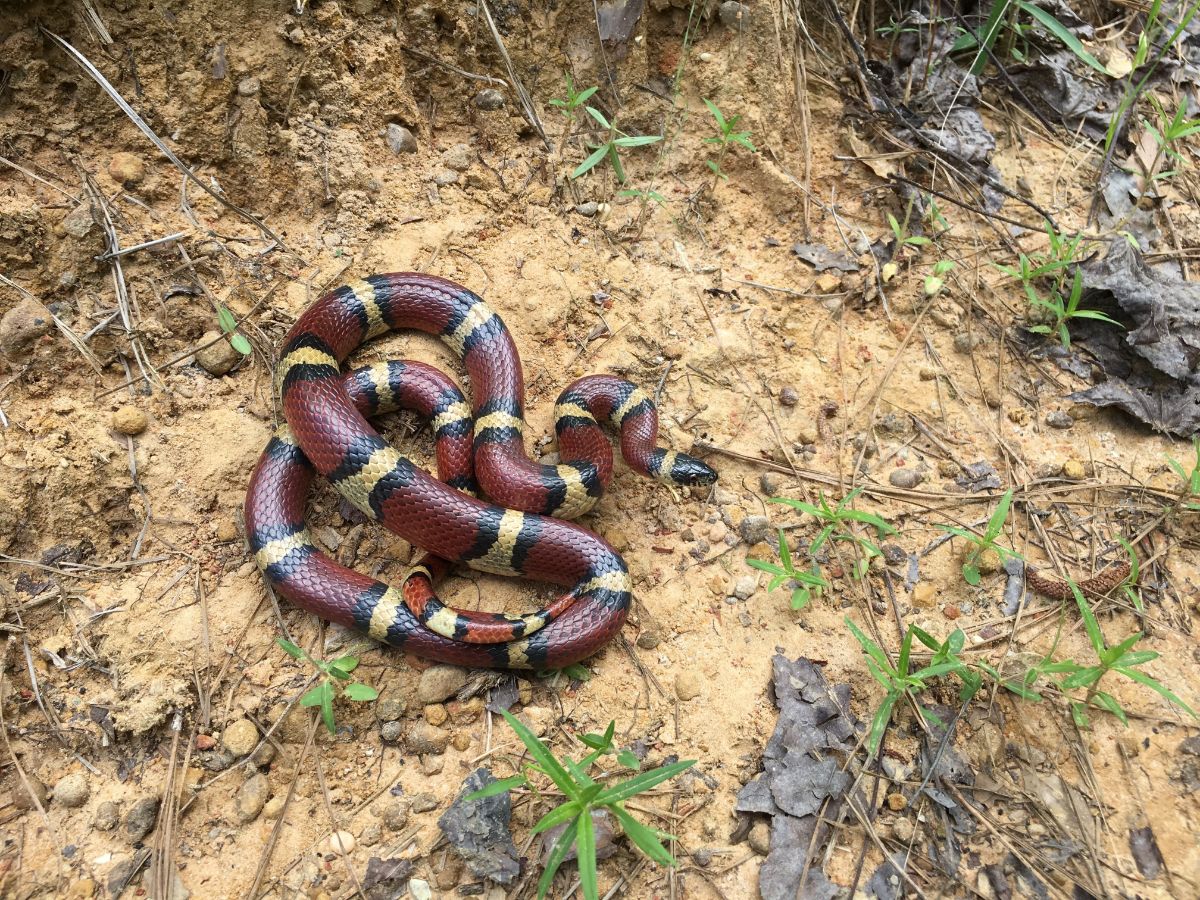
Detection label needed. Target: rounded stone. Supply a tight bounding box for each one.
[738,515,771,545]
[406,721,450,755]
[0,298,52,359]
[112,406,147,436]
[215,520,239,542]
[1061,458,1086,480]
[237,76,261,97]
[474,88,505,110]
[380,721,403,743]
[95,800,120,830]
[779,386,798,407]
[441,143,473,172]
[53,772,90,808]
[423,704,449,727]
[889,468,924,489]
[328,830,355,853]
[195,331,240,376]
[108,152,145,186]
[417,665,469,703]
[748,820,770,855]
[262,795,286,819]
[235,773,270,823]
[12,776,47,810]
[125,796,160,842]
[382,800,410,830]
[377,698,406,722]
[674,671,702,701]
[222,718,259,757]
[386,123,417,154]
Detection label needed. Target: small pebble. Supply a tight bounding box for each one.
[1008,407,1030,425]
[125,797,160,842]
[636,629,661,650]
[222,718,259,757]
[235,773,270,823]
[12,776,47,810]
[360,822,382,847]
[779,386,798,407]
[328,831,355,854]
[952,333,979,353]
[893,817,915,843]
[943,604,960,620]
[918,366,940,381]
[215,520,238,542]
[441,143,473,172]
[733,575,756,600]
[406,721,450,755]
[421,755,444,775]
[575,201,599,217]
[61,204,95,239]
[377,698,406,722]
[111,406,147,435]
[432,169,459,186]
[411,793,438,813]
[195,331,239,376]
[662,341,685,360]
[708,522,728,543]
[418,665,469,703]
[424,704,448,727]
[889,468,924,489]
[0,298,52,359]
[108,152,145,186]
[738,515,771,545]
[474,88,505,110]
[380,721,403,743]
[911,583,937,608]
[53,773,90,808]
[409,879,433,900]
[1045,410,1074,430]
[719,1,749,27]
[748,821,770,855]
[263,795,286,819]
[886,792,907,811]
[974,546,1002,575]
[675,671,702,701]
[386,123,417,154]
[452,732,471,751]
[95,800,120,830]
[237,76,260,97]
[382,800,410,830]
[1061,458,1086,480]
[759,473,781,495]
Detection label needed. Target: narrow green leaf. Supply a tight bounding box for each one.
[609,804,675,865]
[217,305,238,333]
[343,683,378,701]
[497,709,578,798]
[277,638,304,659]
[532,801,584,835]
[1016,2,1107,74]
[1092,691,1129,726]
[572,144,610,180]
[593,759,695,805]
[464,775,528,802]
[321,690,336,734]
[584,106,611,130]
[537,816,579,900]
[1115,667,1198,718]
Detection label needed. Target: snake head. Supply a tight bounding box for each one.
[670,453,718,486]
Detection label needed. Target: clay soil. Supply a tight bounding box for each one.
[1,2,1198,899]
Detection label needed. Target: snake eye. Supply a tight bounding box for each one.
[673,456,718,486]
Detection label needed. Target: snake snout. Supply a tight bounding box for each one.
[675,455,718,486]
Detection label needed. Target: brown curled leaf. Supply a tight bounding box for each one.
[1026,561,1132,600]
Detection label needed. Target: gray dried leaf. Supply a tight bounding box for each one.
[596,0,645,43]
[437,769,520,884]
[954,460,1001,492]
[1129,825,1164,879]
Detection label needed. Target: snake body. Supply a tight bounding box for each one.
[243,273,716,669]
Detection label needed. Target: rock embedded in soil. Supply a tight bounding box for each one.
[382,800,410,830]
[380,721,403,743]
[675,670,702,701]
[442,143,473,172]
[125,796,160,842]
[61,204,95,238]
[748,820,770,855]
[1045,410,1074,429]
[893,816,915,843]
[418,664,469,703]
[0,298,52,360]
[262,795,286,819]
[1061,458,1086,479]
[195,331,240,376]
[889,468,924,489]
[11,776,47,810]
[407,721,451,754]
[53,772,90,808]
[386,123,417,154]
[733,575,756,600]
[214,519,238,542]
[474,88,505,109]
[111,406,148,435]
[108,152,145,186]
[329,830,355,853]
[424,703,449,726]
[738,515,771,545]
[95,800,120,830]
[779,386,798,407]
[411,792,438,813]
[222,718,259,757]
[719,1,749,27]
[235,773,270,823]
[377,697,406,722]
[636,629,661,649]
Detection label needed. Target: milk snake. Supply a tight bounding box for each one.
[244,273,716,669]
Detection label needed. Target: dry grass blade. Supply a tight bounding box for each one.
[477,0,549,149]
[41,29,286,247]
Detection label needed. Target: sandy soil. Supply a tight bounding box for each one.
[1,2,1198,899]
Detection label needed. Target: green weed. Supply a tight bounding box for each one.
[1165,437,1200,512]
[956,0,1105,75]
[924,258,956,296]
[276,638,379,734]
[747,528,830,610]
[217,304,252,355]
[1143,97,1200,182]
[702,98,756,188]
[846,619,983,754]
[938,488,1022,585]
[467,711,693,900]
[772,488,898,578]
[572,107,662,184]
[548,73,598,121]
